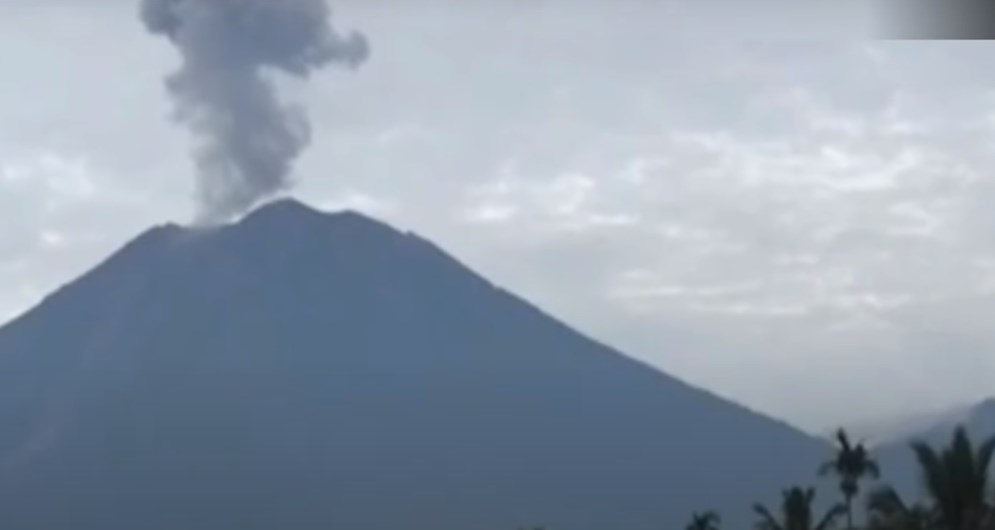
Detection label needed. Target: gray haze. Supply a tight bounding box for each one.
[2,1,995,432]
[140,0,369,223]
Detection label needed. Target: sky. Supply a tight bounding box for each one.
[2,0,995,433]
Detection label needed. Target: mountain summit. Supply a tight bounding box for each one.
[0,199,828,530]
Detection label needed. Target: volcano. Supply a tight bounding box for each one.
[0,199,828,530]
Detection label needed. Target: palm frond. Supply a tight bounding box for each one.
[814,503,847,530]
[975,433,995,481]
[912,439,953,512]
[865,458,882,479]
[836,429,853,452]
[753,503,784,530]
[866,485,909,518]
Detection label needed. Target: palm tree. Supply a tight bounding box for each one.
[687,511,721,530]
[819,428,881,530]
[754,486,846,530]
[907,425,995,530]
[866,485,935,530]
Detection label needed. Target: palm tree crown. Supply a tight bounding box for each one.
[909,426,995,530]
[754,486,847,530]
[866,484,935,530]
[820,429,881,530]
[687,511,721,530]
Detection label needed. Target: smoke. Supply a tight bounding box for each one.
[140,0,370,223]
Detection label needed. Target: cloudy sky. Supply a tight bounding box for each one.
[3,0,995,432]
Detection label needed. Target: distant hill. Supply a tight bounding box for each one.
[871,398,995,500]
[830,403,973,448]
[0,199,831,530]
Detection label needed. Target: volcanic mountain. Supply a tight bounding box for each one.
[0,199,830,530]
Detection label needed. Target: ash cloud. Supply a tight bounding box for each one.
[140,0,370,223]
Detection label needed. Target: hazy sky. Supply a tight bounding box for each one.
[2,1,994,432]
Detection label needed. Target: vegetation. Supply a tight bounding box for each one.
[752,487,844,530]
[820,429,881,530]
[678,425,995,530]
[687,511,722,530]
[865,426,995,530]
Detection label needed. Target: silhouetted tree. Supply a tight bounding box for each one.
[866,484,935,530]
[820,428,881,530]
[866,426,995,530]
[754,486,846,530]
[909,426,995,530]
[687,511,721,530]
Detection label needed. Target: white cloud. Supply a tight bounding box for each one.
[463,203,518,225]
[316,190,396,218]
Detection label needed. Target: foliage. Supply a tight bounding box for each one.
[753,486,845,530]
[525,424,995,530]
[687,511,722,530]
[681,425,995,530]
[820,429,881,530]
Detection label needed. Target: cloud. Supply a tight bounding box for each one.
[0,147,174,320]
[316,189,395,217]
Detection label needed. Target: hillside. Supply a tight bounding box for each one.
[0,199,831,530]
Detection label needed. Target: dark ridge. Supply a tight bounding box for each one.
[237,198,386,232]
[3,222,187,329]
[973,397,995,412]
[239,198,329,225]
[233,198,408,251]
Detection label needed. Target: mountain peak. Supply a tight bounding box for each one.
[238,198,375,227]
[233,198,397,243]
[241,198,326,223]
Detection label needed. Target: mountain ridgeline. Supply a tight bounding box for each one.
[0,199,830,530]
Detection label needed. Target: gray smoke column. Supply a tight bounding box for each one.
[140,0,370,223]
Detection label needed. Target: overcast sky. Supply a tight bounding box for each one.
[3,1,995,432]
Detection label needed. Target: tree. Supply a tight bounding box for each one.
[907,426,995,530]
[866,485,935,530]
[687,511,721,530]
[754,486,846,530]
[819,428,881,530]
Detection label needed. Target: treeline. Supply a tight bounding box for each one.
[524,425,995,530]
[689,426,994,530]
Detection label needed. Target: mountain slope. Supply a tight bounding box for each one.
[872,398,995,500]
[831,402,973,448]
[0,199,830,530]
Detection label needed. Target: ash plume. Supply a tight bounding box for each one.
[140,0,370,223]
